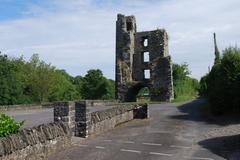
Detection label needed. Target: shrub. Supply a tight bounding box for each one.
[199,74,209,96]
[0,113,24,137]
[201,46,240,114]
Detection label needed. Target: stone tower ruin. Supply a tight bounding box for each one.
[115,14,174,102]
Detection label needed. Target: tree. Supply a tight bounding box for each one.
[0,53,115,105]
[73,75,84,99]
[81,69,108,99]
[172,63,190,82]
[172,63,199,101]
[48,70,79,101]
[0,54,25,105]
[102,79,115,100]
[26,54,56,102]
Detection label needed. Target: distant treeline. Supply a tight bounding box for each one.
[0,53,115,105]
[199,47,240,115]
[0,53,199,105]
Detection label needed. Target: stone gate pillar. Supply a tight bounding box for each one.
[75,101,91,138]
[53,101,75,135]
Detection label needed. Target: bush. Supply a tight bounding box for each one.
[0,113,24,137]
[201,46,240,114]
[199,74,209,96]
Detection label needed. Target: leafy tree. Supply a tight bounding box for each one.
[26,54,56,102]
[73,75,84,99]
[0,53,115,105]
[48,70,78,101]
[172,63,190,82]
[0,54,26,105]
[81,69,108,99]
[102,79,115,100]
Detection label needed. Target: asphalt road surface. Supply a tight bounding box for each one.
[46,99,226,160]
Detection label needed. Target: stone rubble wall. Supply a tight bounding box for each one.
[88,104,148,136]
[54,101,148,138]
[0,100,118,112]
[0,103,54,112]
[0,122,71,160]
[85,100,119,107]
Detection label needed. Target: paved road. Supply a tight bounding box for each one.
[48,99,226,160]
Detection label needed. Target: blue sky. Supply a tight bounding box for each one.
[0,0,240,80]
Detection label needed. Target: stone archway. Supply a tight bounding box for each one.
[125,82,148,102]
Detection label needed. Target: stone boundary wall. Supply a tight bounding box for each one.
[85,100,119,107]
[54,101,148,138]
[0,103,54,112]
[0,100,118,112]
[87,104,148,137]
[0,122,71,160]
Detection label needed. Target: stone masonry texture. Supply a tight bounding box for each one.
[54,101,149,138]
[0,122,71,160]
[115,14,174,102]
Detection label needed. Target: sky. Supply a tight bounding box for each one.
[0,0,240,80]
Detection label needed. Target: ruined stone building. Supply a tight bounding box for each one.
[115,14,174,102]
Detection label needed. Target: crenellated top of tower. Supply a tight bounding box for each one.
[116,14,136,32]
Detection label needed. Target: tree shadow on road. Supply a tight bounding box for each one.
[198,134,240,160]
[169,98,240,159]
[169,98,240,126]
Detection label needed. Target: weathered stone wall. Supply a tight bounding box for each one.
[0,103,53,112]
[0,100,117,112]
[85,100,119,107]
[0,122,71,160]
[82,104,148,137]
[53,101,76,134]
[88,104,148,135]
[115,14,136,101]
[54,101,148,138]
[115,14,174,102]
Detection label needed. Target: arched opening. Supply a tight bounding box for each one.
[136,87,150,102]
[125,83,149,102]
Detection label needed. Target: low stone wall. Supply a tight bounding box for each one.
[87,104,148,136]
[0,100,118,112]
[88,108,134,136]
[0,103,53,112]
[54,101,148,138]
[85,100,119,107]
[0,122,71,160]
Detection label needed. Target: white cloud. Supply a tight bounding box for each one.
[0,0,240,79]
